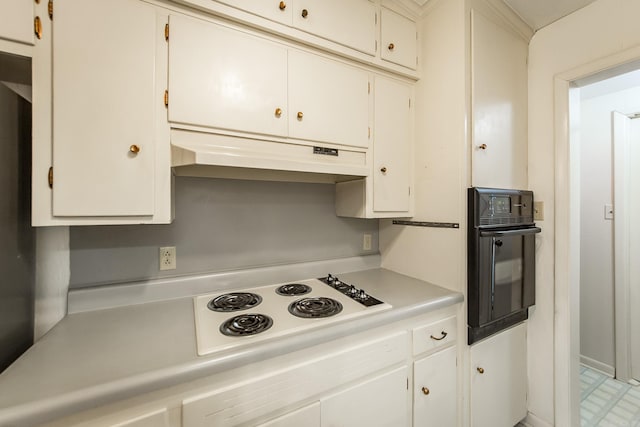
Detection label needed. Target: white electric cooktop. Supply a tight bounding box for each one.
[194,276,391,356]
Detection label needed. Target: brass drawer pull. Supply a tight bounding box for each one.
[301,8,308,18]
[478,143,487,150]
[430,331,448,341]
[275,107,283,118]
[279,1,286,10]
[421,386,430,395]
[129,144,141,154]
[380,167,387,173]
[297,111,304,120]
[477,367,485,374]
[388,43,395,51]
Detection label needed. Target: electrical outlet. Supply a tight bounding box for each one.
[159,246,176,271]
[363,234,372,251]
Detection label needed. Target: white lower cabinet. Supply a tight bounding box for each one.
[321,366,409,427]
[257,403,321,427]
[41,310,460,427]
[413,346,457,427]
[470,323,527,427]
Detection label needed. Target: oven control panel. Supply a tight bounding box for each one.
[319,274,384,307]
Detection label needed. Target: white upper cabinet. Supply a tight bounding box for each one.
[291,0,376,55]
[168,14,288,137]
[288,50,370,148]
[380,7,417,70]
[52,0,162,217]
[373,75,412,212]
[215,0,293,25]
[471,9,528,189]
[335,75,414,219]
[0,0,33,45]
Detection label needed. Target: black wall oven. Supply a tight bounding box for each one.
[467,188,541,344]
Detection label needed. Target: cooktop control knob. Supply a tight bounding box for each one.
[326,274,335,283]
[358,290,367,300]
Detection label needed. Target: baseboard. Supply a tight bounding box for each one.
[521,412,554,427]
[580,354,615,377]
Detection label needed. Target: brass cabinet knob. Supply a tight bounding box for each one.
[279,1,286,10]
[478,143,487,150]
[275,107,283,118]
[388,43,395,51]
[477,367,485,374]
[380,166,387,173]
[301,8,309,18]
[421,387,430,395]
[34,16,43,39]
[297,111,304,120]
[129,144,141,154]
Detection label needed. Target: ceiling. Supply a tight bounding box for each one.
[500,0,598,30]
[408,0,598,31]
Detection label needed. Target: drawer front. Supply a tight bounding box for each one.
[412,316,457,356]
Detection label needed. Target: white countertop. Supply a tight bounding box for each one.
[0,268,463,426]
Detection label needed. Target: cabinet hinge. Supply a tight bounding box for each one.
[375,40,378,53]
[409,98,411,109]
[48,0,53,20]
[48,167,53,189]
[164,23,169,41]
[409,186,411,196]
[406,378,409,390]
[368,82,371,94]
[164,90,169,107]
[368,127,371,139]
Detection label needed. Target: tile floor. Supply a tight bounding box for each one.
[581,365,640,426]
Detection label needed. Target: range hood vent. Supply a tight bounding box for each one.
[170,129,368,184]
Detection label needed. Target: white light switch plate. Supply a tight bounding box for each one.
[534,201,544,221]
[604,204,614,220]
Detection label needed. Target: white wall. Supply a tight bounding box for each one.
[528,1,640,424]
[579,75,640,374]
[70,177,379,288]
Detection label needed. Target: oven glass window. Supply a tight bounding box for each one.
[492,235,524,320]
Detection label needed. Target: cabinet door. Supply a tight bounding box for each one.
[257,403,320,427]
[52,0,158,216]
[215,0,292,25]
[471,9,528,189]
[168,14,288,138]
[0,0,33,45]
[321,366,409,427]
[470,323,527,427]
[373,76,411,212]
[414,346,457,427]
[289,50,369,148]
[380,8,417,70]
[292,0,376,55]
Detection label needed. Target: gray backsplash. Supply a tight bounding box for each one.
[70,177,379,288]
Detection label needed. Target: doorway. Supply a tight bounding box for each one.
[566,65,640,426]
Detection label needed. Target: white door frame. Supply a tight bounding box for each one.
[553,45,640,427]
[613,111,632,383]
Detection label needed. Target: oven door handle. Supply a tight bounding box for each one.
[480,227,541,238]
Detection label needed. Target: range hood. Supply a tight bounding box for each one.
[170,129,369,184]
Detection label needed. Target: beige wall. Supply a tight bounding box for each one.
[528,0,640,424]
